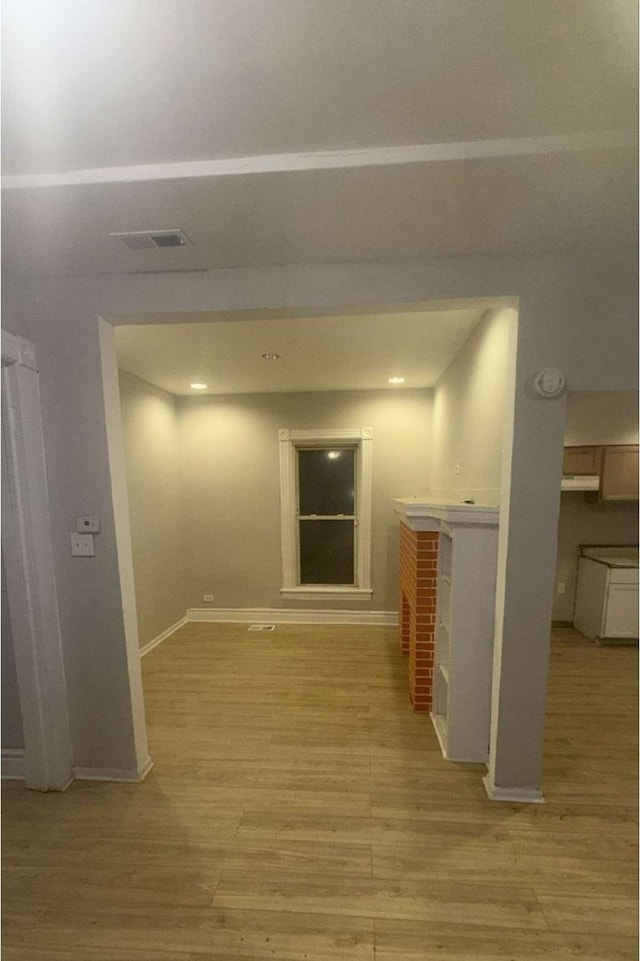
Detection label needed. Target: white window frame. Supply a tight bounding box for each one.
[279,427,373,602]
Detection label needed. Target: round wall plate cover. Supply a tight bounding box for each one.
[534,367,566,398]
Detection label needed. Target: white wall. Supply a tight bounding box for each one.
[178,388,432,611]
[430,308,514,505]
[564,391,638,446]
[553,390,639,622]
[0,249,636,790]
[118,371,187,647]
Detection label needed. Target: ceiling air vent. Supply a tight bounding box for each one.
[110,229,191,250]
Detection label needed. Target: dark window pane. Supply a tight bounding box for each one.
[299,520,354,584]
[298,448,354,516]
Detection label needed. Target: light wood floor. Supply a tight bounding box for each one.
[2,623,638,960]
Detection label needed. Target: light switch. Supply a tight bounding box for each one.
[77,515,100,533]
[70,532,95,557]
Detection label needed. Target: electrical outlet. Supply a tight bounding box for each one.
[454,462,460,476]
[203,594,214,602]
[557,582,566,594]
[70,532,95,557]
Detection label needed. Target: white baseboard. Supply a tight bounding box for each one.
[3,752,154,787]
[1,748,25,779]
[139,616,187,657]
[74,755,154,783]
[186,607,398,626]
[482,774,545,804]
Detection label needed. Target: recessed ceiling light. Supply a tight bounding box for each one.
[261,352,281,360]
[190,383,208,390]
[388,376,405,384]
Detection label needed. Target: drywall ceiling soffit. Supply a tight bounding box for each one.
[2,143,637,276]
[114,308,487,396]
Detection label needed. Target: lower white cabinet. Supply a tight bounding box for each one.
[574,548,639,642]
[393,499,500,764]
[432,517,499,763]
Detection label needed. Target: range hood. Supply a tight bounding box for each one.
[561,474,600,491]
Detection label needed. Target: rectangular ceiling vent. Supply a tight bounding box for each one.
[127,268,208,275]
[110,229,191,250]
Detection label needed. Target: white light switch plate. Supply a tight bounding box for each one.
[71,532,95,556]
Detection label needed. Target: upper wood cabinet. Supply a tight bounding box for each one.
[562,446,602,476]
[562,445,639,501]
[600,446,639,502]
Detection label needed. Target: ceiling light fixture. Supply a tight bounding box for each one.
[261,352,281,360]
[388,376,405,384]
[190,382,208,390]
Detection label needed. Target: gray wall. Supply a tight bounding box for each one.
[553,390,639,622]
[0,249,636,786]
[178,388,433,611]
[430,307,513,505]
[118,371,186,648]
[1,550,24,749]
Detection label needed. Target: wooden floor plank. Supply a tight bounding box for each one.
[2,623,637,958]
[373,918,639,961]
[213,874,548,929]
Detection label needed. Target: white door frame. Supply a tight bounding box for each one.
[1,331,73,790]
[97,317,151,780]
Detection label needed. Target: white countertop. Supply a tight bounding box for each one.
[393,498,499,527]
[581,546,639,569]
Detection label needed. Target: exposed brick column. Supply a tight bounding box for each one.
[398,523,413,655]
[398,522,438,712]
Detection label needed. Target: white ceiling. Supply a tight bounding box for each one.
[1,0,637,277]
[115,307,485,395]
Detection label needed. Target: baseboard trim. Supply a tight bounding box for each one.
[74,755,154,783]
[186,607,398,626]
[139,616,187,657]
[1,748,25,780]
[482,774,545,804]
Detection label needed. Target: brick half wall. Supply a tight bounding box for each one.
[399,522,438,712]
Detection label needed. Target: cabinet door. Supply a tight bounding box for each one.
[562,446,601,475]
[600,446,639,501]
[603,584,639,638]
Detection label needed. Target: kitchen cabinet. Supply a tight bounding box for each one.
[562,445,638,501]
[600,446,639,501]
[562,446,602,476]
[574,547,639,642]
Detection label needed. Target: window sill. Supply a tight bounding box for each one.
[281,587,373,602]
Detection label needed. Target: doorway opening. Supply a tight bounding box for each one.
[98,298,518,784]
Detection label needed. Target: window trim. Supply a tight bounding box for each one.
[279,427,373,601]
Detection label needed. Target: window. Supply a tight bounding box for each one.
[279,428,373,601]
